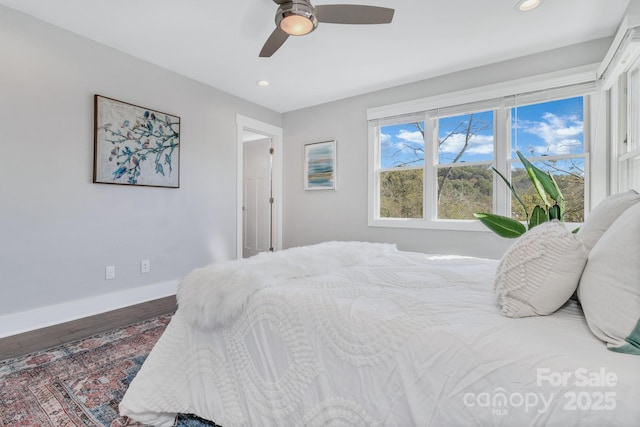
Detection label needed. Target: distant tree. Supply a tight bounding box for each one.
[436,114,491,195]
[382,114,492,218]
[386,114,490,195]
[380,169,423,218]
[382,114,584,221]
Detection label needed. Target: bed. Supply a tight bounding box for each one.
[119,237,640,427]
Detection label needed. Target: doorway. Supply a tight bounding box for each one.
[242,133,272,257]
[236,115,283,259]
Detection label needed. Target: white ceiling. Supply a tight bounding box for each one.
[0,0,630,113]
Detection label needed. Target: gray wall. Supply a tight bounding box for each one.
[0,3,615,334]
[281,38,612,259]
[0,6,280,331]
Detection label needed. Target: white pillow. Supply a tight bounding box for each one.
[577,190,640,252]
[494,221,588,318]
[578,202,640,355]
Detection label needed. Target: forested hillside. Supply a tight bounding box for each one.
[380,165,584,222]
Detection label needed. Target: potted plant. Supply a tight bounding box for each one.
[474,151,566,238]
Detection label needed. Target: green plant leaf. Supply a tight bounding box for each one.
[529,205,548,229]
[516,151,560,205]
[474,152,573,239]
[491,166,529,220]
[474,212,526,238]
[549,173,565,219]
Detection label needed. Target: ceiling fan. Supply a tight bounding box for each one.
[260,0,394,57]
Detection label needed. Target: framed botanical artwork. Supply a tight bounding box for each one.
[304,140,336,190]
[93,95,180,188]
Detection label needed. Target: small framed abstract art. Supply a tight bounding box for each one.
[304,140,336,190]
[93,95,180,188]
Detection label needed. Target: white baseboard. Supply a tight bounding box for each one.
[0,280,178,339]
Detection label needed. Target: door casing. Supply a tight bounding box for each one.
[236,115,283,259]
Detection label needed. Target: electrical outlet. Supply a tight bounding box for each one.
[140,259,150,274]
[105,265,115,280]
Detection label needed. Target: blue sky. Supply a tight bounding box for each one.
[380,97,584,169]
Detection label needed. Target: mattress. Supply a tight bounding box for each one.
[119,242,640,426]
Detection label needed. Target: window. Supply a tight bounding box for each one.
[617,56,640,191]
[368,73,595,230]
[379,120,425,218]
[510,97,586,223]
[599,22,640,200]
[436,110,494,220]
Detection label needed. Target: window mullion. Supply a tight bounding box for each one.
[609,77,623,191]
[368,124,380,222]
[495,104,510,216]
[424,116,437,222]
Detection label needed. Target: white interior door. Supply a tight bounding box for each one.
[236,115,283,260]
[243,138,272,258]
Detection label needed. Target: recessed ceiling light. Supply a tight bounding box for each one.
[516,0,541,12]
[257,80,271,87]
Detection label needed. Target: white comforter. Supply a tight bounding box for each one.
[120,242,640,426]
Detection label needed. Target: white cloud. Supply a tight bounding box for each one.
[439,133,494,156]
[380,130,424,167]
[384,129,424,156]
[516,112,583,155]
[396,129,424,145]
[384,125,495,164]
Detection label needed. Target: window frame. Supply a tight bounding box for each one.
[368,65,599,231]
[601,24,640,195]
[622,56,640,189]
[430,108,497,224]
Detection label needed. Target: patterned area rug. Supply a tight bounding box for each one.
[0,314,219,427]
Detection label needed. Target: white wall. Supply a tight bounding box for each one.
[281,38,613,259]
[0,6,281,336]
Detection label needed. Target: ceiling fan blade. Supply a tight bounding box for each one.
[259,28,289,57]
[315,5,394,25]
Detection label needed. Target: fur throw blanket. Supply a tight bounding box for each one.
[177,241,397,329]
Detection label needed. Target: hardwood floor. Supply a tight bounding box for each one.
[0,295,177,361]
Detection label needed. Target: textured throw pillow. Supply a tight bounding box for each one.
[494,221,588,318]
[577,190,640,252]
[578,202,640,355]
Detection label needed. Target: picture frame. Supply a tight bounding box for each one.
[304,140,336,190]
[93,95,180,188]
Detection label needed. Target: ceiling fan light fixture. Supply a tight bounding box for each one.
[260,0,395,57]
[276,1,317,36]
